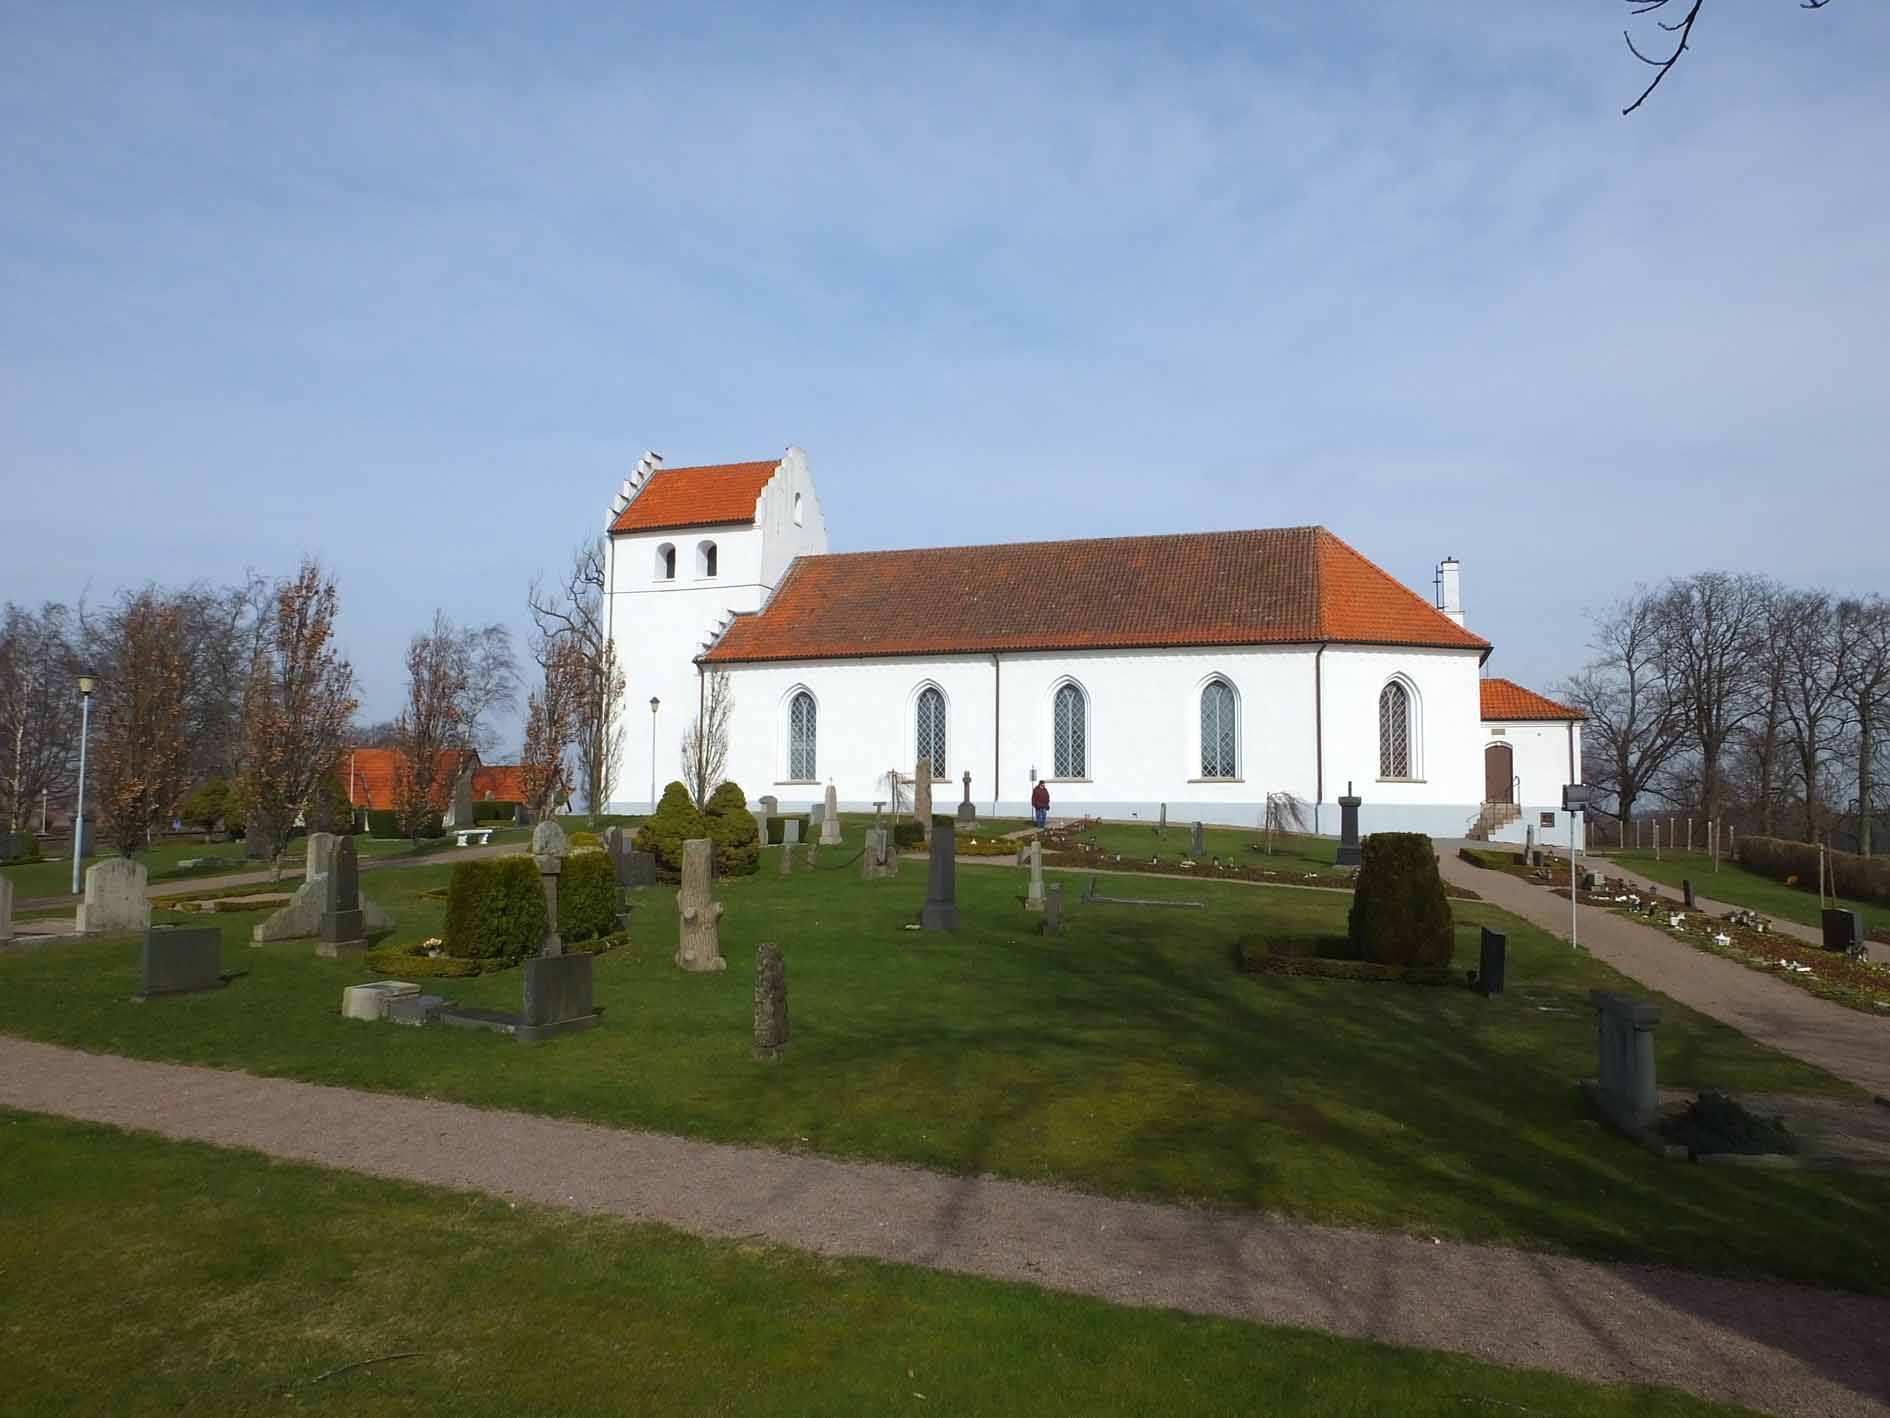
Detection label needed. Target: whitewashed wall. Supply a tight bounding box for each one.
[1482,717,1586,848]
[603,448,828,811]
[699,641,1491,836]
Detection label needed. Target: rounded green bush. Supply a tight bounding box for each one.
[704,780,760,877]
[1346,832,1453,968]
[633,781,710,870]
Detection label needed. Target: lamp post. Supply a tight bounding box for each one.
[71,670,96,895]
[649,696,660,809]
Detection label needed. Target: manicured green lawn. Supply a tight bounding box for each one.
[0,1113,1747,1418]
[4,846,1886,1293]
[1048,817,1341,875]
[1602,849,1885,936]
[2,829,533,902]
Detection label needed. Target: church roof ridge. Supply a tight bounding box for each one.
[702,523,1488,664]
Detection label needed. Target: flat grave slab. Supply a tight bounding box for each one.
[340,980,420,1021]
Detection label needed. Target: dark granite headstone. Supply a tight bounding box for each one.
[627,850,656,888]
[518,953,599,1041]
[753,942,788,1062]
[921,821,958,931]
[318,836,365,951]
[1822,908,1863,954]
[1043,882,1063,936]
[1476,927,1506,998]
[1682,879,1695,910]
[956,771,976,827]
[1336,784,1362,868]
[1190,821,1205,858]
[136,925,226,1000]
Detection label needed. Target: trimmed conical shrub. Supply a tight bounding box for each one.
[705,779,761,876]
[1347,832,1454,968]
[633,781,711,870]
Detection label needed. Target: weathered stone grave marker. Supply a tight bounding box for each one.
[316,837,366,956]
[1043,882,1063,935]
[341,980,420,1022]
[77,857,150,935]
[759,794,779,818]
[820,783,842,845]
[862,826,898,879]
[753,942,788,1062]
[518,953,601,1040]
[783,818,801,846]
[676,838,727,971]
[957,770,976,827]
[1682,879,1696,911]
[915,757,934,845]
[1822,908,1863,954]
[1024,839,1045,912]
[1584,991,1662,1147]
[921,820,957,931]
[1190,821,1205,858]
[135,924,227,1001]
[1476,927,1506,997]
[1336,782,1362,868]
[532,817,569,958]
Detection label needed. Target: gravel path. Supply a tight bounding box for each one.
[2,1035,1885,1417]
[1437,849,1890,1097]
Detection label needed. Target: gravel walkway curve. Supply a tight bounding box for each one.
[2,1036,1886,1417]
[1436,848,1890,1097]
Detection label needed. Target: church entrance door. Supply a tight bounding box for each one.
[1484,743,1514,804]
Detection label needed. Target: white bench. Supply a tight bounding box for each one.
[453,828,494,848]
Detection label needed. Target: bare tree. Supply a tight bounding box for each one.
[528,538,626,822]
[1733,586,1799,836]
[392,612,518,838]
[1774,589,1855,841]
[1619,0,1837,116]
[0,602,80,833]
[176,576,270,783]
[680,669,733,807]
[238,562,358,872]
[1837,596,1890,855]
[1657,572,1770,828]
[91,592,189,857]
[520,636,585,819]
[1564,589,1687,841]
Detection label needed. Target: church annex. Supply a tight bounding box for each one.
[602,448,1581,843]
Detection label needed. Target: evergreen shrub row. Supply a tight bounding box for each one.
[443,856,547,962]
[558,850,619,944]
[635,780,761,876]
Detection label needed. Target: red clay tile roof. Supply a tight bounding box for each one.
[609,459,780,534]
[340,748,472,810]
[471,764,526,802]
[1481,677,1583,721]
[702,526,1488,663]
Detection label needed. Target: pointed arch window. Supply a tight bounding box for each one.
[916,686,947,778]
[1200,679,1238,779]
[1053,682,1088,779]
[1379,681,1412,779]
[788,691,818,780]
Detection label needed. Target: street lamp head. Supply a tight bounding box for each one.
[77,670,97,697]
[649,696,659,712]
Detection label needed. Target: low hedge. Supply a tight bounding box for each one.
[1739,834,1890,907]
[4,831,39,863]
[1458,846,1523,871]
[472,800,520,823]
[1236,935,1453,985]
[558,850,618,944]
[362,946,489,979]
[366,809,444,840]
[1348,832,1453,969]
[890,816,956,850]
[443,856,547,962]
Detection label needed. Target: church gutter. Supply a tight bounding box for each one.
[991,653,1001,815]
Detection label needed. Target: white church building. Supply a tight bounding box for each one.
[601,448,1583,845]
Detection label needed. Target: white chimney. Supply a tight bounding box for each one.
[1438,557,1464,626]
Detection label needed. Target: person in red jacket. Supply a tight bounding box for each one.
[1030,778,1051,830]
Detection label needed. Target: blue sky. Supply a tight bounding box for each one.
[4,1,1886,744]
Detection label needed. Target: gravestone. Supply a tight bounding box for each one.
[778,838,794,876]
[1336,783,1363,867]
[1158,803,1167,837]
[1476,927,1506,998]
[1189,822,1205,858]
[805,834,819,866]
[532,819,569,958]
[531,817,569,859]
[753,942,788,1062]
[752,809,771,844]
[957,770,976,827]
[676,838,726,971]
[1024,840,1045,912]
[603,827,631,889]
[627,850,656,888]
[519,954,600,1041]
[317,837,366,954]
[341,980,420,1021]
[0,874,11,944]
[820,783,842,845]
[76,857,150,935]
[759,795,779,818]
[1043,882,1063,935]
[915,757,934,845]
[783,818,801,846]
[861,827,898,879]
[921,821,958,931]
[1585,991,1662,1141]
[304,831,339,881]
[1682,879,1696,910]
[135,924,226,1001]
[253,852,391,945]
[386,993,451,1027]
[1524,824,1536,859]
[1822,908,1864,954]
